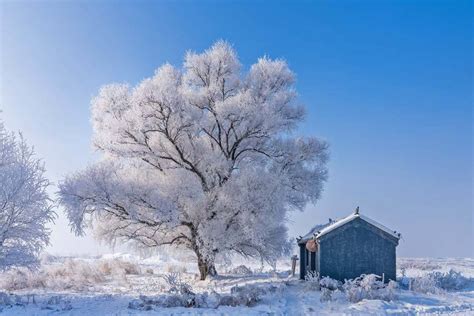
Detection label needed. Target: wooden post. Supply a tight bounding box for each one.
[291,255,298,277]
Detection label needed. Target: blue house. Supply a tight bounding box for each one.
[297,208,401,282]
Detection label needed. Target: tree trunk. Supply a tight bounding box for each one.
[197,254,217,280]
[190,225,218,280]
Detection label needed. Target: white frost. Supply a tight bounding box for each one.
[58,41,329,279]
[0,121,54,270]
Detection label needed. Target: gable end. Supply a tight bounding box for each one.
[318,217,399,245]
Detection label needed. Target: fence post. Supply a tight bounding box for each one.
[291,255,298,277]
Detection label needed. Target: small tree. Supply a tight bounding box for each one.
[0,120,55,269]
[58,41,329,280]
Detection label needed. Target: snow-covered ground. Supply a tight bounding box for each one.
[0,254,473,315]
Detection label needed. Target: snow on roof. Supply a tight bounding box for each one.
[298,212,400,244]
[298,222,333,243]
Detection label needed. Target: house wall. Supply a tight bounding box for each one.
[310,251,316,272]
[299,243,320,279]
[299,244,306,279]
[319,217,398,282]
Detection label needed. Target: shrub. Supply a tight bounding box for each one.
[409,273,441,294]
[0,258,141,291]
[227,265,253,275]
[320,287,345,302]
[218,295,239,307]
[98,258,140,276]
[0,293,71,312]
[409,269,472,293]
[342,274,397,302]
[315,274,398,303]
[0,292,13,306]
[320,276,340,291]
[229,284,267,307]
[165,264,187,274]
[162,273,194,295]
[41,296,73,311]
[398,260,442,271]
[317,276,342,302]
[304,271,320,291]
[432,269,472,291]
[128,282,279,310]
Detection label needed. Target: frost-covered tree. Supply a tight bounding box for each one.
[58,41,329,280]
[0,120,55,269]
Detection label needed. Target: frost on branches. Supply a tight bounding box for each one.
[0,121,54,270]
[58,41,329,280]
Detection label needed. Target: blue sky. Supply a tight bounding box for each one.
[1,0,472,257]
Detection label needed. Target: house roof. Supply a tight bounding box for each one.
[297,212,401,244]
[298,222,333,244]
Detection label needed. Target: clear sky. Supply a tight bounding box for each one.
[1,0,472,257]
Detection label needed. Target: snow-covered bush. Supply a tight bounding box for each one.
[432,269,472,291]
[304,272,342,293]
[221,283,281,306]
[54,259,106,285]
[409,273,440,294]
[342,274,397,302]
[41,296,72,311]
[229,283,269,306]
[162,273,194,295]
[398,259,442,271]
[193,291,221,309]
[317,276,342,302]
[315,274,398,303]
[409,269,472,293]
[98,258,140,276]
[320,276,340,291]
[165,264,187,274]
[227,265,253,275]
[0,293,73,312]
[0,268,46,291]
[0,258,141,291]
[128,282,282,310]
[0,292,14,306]
[129,292,218,310]
[320,287,345,303]
[304,270,320,291]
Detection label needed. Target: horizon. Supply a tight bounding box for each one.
[1,1,472,258]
